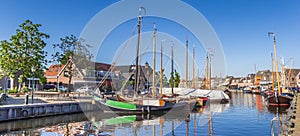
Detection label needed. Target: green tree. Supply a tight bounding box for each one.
[169,70,180,88]
[174,71,181,87]
[129,80,134,88]
[51,35,93,91]
[162,74,168,87]
[0,20,49,91]
[156,69,168,87]
[169,71,174,88]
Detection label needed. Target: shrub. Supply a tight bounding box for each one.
[47,89,57,92]
[20,86,28,94]
[8,88,17,94]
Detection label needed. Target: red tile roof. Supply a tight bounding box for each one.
[45,64,65,76]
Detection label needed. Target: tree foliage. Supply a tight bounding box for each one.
[169,70,180,88]
[51,35,93,91]
[156,69,168,87]
[0,20,49,90]
[174,71,181,87]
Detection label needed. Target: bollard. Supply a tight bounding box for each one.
[25,93,29,105]
[289,122,295,128]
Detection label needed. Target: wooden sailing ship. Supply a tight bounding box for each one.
[93,7,188,113]
[266,32,293,107]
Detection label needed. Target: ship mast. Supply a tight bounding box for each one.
[160,40,164,96]
[152,24,157,98]
[171,43,174,95]
[268,32,281,94]
[287,58,293,87]
[134,7,145,98]
[205,51,212,90]
[186,37,188,88]
[192,45,195,88]
[271,53,274,91]
[205,53,210,90]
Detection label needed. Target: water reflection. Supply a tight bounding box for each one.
[0,93,290,136]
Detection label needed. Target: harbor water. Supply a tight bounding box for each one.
[1,93,287,136]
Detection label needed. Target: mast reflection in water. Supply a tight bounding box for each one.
[0,93,288,136]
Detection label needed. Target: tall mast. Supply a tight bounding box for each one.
[268,32,281,94]
[152,24,157,98]
[185,37,188,88]
[271,53,274,91]
[205,53,209,90]
[209,56,212,90]
[192,45,195,88]
[160,40,163,96]
[171,43,174,95]
[281,58,286,87]
[288,58,293,87]
[134,7,145,98]
[197,68,200,88]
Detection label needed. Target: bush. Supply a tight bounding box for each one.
[20,86,28,94]
[8,88,17,94]
[46,89,57,92]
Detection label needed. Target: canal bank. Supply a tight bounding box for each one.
[0,93,286,135]
[292,93,300,136]
[0,95,97,122]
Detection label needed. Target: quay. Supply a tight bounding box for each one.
[0,95,97,122]
[292,93,300,136]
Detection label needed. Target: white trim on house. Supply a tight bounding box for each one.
[45,76,58,78]
[27,78,40,80]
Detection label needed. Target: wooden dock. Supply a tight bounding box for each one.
[293,93,300,136]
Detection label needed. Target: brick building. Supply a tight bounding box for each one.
[45,60,114,91]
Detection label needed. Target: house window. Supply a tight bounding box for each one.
[110,72,114,77]
[56,67,60,72]
[49,68,54,72]
[100,71,105,77]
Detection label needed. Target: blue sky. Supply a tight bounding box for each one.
[0,0,299,77]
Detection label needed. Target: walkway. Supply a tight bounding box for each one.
[0,94,89,106]
[293,93,300,136]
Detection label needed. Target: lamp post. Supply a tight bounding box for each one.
[31,67,36,104]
